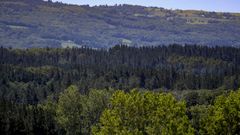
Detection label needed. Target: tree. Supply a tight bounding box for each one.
[199,90,240,135]
[54,86,113,135]
[38,95,60,135]
[55,85,83,135]
[189,105,209,135]
[92,90,194,135]
[81,89,113,134]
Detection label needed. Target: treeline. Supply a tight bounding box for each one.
[0,87,113,135]
[0,86,239,135]
[1,45,240,103]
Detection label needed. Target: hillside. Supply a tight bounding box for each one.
[1,45,240,134]
[1,0,240,48]
[1,45,240,103]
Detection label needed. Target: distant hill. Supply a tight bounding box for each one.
[1,0,240,48]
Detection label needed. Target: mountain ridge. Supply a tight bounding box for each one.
[1,0,240,48]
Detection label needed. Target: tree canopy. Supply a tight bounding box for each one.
[92,90,194,135]
[199,90,240,135]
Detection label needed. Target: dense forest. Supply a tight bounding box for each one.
[1,1,240,134]
[1,45,240,103]
[0,45,240,134]
[1,0,240,48]
[0,86,240,134]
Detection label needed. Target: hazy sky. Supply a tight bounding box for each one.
[52,0,240,13]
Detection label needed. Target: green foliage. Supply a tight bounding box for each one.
[1,44,240,134]
[1,88,240,134]
[55,85,82,135]
[92,90,194,135]
[1,45,240,104]
[53,86,113,134]
[199,90,240,135]
[38,95,60,134]
[181,90,227,106]
[0,100,60,135]
[81,89,114,134]
[189,105,210,134]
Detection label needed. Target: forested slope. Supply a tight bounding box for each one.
[1,0,240,48]
[0,86,239,135]
[1,45,240,134]
[1,45,240,104]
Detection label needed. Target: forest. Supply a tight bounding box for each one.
[0,45,240,134]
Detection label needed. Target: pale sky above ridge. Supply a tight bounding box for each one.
[52,0,240,13]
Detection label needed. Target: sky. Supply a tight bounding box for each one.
[52,0,240,13]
